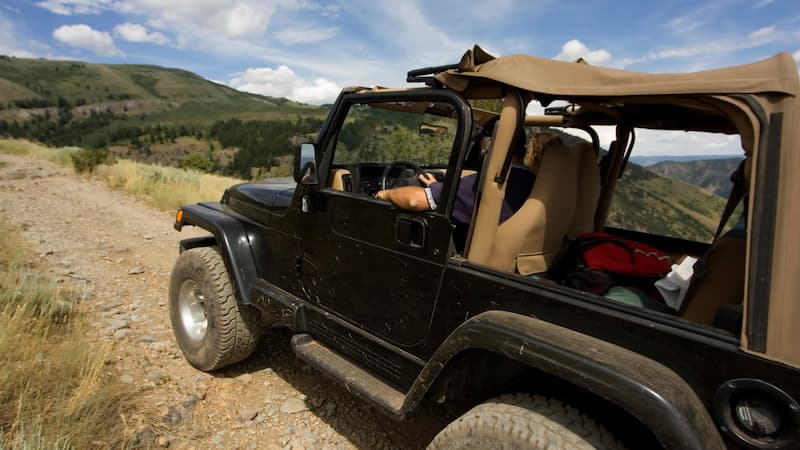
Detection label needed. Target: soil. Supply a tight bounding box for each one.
[0,153,453,449]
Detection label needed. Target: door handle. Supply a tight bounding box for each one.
[396,215,427,250]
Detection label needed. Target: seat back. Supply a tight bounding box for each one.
[567,142,601,240]
[680,158,749,326]
[328,168,352,191]
[680,233,746,324]
[487,141,578,275]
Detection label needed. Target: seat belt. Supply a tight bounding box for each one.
[711,158,747,244]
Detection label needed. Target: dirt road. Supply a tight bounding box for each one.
[0,153,450,449]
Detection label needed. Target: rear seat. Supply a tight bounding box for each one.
[680,229,746,326]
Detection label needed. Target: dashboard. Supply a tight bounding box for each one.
[330,163,446,196]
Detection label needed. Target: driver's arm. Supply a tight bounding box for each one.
[375,186,432,211]
[375,173,438,211]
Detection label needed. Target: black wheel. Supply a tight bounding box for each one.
[428,393,624,450]
[169,247,261,371]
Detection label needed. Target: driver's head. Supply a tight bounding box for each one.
[525,132,563,174]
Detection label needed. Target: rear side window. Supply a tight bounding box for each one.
[606,130,744,243]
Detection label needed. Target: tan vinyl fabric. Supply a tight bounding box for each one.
[681,236,747,325]
[764,95,800,366]
[567,142,601,240]
[467,92,521,265]
[328,169,351,191]
[436,45,798,97]
[487,142,577,275]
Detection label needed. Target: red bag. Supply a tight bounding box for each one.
[575,232,672,278]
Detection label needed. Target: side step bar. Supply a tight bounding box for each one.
[291,333,406,417]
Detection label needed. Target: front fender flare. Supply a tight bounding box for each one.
[176,203,267,305]
[405,311,723,450]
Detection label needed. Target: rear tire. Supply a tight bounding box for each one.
[428,393,624,450]
[169,247,261,371]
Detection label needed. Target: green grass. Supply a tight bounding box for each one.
[0,140,81,167]
[0,218,127,449]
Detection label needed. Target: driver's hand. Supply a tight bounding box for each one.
[418,172,437,187]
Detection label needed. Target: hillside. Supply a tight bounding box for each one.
[608,162,727,242]
[0,56,329,178]
[0,56,326,123]
[648,157,742,197]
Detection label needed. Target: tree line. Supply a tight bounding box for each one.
[0,110,323,179]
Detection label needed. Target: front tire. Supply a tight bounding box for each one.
[428,393,624,450]
[169,247,261,371]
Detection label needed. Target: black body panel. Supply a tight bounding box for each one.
[176,202,270,305]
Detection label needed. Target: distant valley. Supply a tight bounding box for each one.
[647,157,742,198]
[630,154,742,166]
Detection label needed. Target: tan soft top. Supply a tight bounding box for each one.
[436,45,798,98]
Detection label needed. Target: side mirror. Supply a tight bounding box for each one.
[294,143,319,185]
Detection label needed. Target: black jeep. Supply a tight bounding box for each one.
[170,46,800,449]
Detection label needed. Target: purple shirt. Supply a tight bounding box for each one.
[429,167,535,225]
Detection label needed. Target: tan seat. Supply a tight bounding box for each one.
[328,168,351,191]
[680,234,746,324]
[680,158,749,326]
[487,142,578,275]
[567,142,601,240]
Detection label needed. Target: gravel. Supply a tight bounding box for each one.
[0,153,450,449]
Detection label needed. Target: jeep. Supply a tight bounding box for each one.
[170,46,800,449]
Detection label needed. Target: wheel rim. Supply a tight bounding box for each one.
[178,279,207,344]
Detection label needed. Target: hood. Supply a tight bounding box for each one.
[224,179,296,217]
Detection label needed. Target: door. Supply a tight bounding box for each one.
[297,91,469,347]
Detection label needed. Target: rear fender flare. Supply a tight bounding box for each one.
[406,311,723,450]
[176,203,268,305]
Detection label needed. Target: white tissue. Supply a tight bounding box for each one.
[655,256,698,311]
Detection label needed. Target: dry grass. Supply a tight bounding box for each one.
[0,218,127,449]
[0,139,243,211]
[95,159,241,210]
[0,139,81,168]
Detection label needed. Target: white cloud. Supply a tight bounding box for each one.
[341,0,467,66]
[228,65,341,105]
[748,26,776,40]
[36,0,114,15]
[52,24,122,56]
[0,15,39,57]
[114,22,170,45]
[224,2,270,38]
[754,0,775,8]
[633,129,742,156]
[555,39,611,65]
[624,25,784,69]
[274,26,337,45]
[794,50,800,62]
[37,1,289,40]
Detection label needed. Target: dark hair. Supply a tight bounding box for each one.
[511,126,527,158]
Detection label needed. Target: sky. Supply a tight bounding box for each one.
[1,0,799,155]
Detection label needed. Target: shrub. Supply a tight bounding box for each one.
[180,152,215,173]
[70,147,108,174]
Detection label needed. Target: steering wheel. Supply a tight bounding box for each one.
[381,160,425,190]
